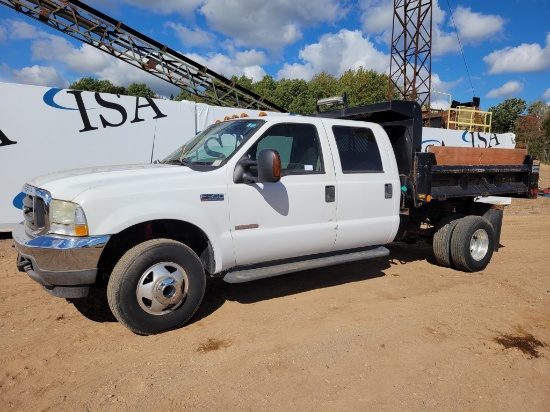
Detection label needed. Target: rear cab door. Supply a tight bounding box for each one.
[321,119,401,250]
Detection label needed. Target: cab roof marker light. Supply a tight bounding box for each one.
[259,111,267,116]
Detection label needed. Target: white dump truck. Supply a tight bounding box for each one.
[13,101,539,334]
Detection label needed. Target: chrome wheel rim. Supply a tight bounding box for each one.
[136,262,188,315]
[470,229,489,261]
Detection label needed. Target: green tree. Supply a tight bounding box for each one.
[273,78,314,114]
[253,75,278,104]
[337,67,392,107]
[515,99,550,163]
[69,77,126,94]
[308,72,339,103]
[515,114,542,153]
[173,88,203,102]
[488,98,527,133]
[527,99,550,120]
[231,75,254,92]
[126,83,156,98]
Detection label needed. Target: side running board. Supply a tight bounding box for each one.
[223,246,389,283]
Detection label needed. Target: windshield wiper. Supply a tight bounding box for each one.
[164,159,192,166]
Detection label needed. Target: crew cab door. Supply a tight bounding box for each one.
[323,120,400,250]
[228,120,337,266]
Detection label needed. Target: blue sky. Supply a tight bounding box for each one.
[1,0,549,110]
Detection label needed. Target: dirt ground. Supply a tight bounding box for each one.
[1,165,549,412]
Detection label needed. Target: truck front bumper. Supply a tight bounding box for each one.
[12,223,110,298]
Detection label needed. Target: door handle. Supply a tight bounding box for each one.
[325,185,335,202]
[385,183,392,199]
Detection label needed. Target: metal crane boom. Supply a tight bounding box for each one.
[0,0,287,112]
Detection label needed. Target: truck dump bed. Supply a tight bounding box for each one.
[413,146,539,205]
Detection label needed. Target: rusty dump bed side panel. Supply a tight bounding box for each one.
[426,147,528,166]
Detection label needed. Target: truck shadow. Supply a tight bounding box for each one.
[68,240,435,326]
[191,240,435,325]
[67,278,117,323]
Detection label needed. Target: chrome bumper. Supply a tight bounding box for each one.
[13,223,110,298]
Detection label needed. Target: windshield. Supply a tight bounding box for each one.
[162,119,266,167]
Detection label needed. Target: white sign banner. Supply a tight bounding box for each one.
[0,82,194,230]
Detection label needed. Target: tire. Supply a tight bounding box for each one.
[450,216,495,272]
[107,239,206,335]
[433,213,463,267]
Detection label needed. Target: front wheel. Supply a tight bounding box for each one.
[107,239,206,335]
[450,216,495,272]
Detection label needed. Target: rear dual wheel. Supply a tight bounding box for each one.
[450,216,495,272]
[433,213,464,267]
[433,215,495,272]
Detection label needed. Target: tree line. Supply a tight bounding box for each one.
[489,98,550,163]
[69,75,550,163]
[70,68,397,114]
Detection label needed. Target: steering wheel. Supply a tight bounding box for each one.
[204,136,226,160]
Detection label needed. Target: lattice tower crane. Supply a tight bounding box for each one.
[388,0,433,113]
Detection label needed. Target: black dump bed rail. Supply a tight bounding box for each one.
[314,100,540,209]
[414,150,540,204]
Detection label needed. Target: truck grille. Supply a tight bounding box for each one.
[22,185,51,235]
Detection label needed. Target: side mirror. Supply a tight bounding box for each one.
[233,149,281,184]
[257,149,281,183]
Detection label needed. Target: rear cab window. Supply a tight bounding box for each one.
[332,125,383,173]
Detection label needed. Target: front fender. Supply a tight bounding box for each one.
[78,193,234,273]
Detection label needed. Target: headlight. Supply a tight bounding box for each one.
[49,199,89,236]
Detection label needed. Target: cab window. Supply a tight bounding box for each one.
[248,123,324,176]
[332,125,383,173]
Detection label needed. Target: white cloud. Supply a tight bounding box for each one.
[233,49,268,68]
[451,6,505,44]
[92,0,203,16]
[5,19,45,39]
[277,29,388,81]
[486,81,524,98]
[14,28,178,96]
[0,25,6,42]
[483,33,550,74]
[95,59,180,97]
[432,27,460,56]
[543,88,550,100]
[359,0,394,35]
[165,22,216,48]
[11,65,68,87]
[30,36,114,74]
[430,74,463,109]
[185,50,267,82]
[200,0,347,50]
[360,0,446,35]
[242,66,267,82]
[359,1,506,57]
[434,6,505,56]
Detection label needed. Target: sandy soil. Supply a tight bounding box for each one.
[1,165,549,411]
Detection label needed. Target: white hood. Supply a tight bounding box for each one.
[28,163,196,201]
